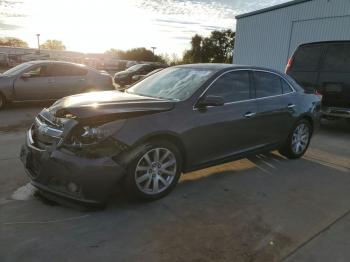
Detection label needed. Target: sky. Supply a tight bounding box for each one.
[0,0,289,56]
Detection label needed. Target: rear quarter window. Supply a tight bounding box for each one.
[292,44,324,71]
[321,43,350,72]
[253,71,283,98]
[281,79,293,94]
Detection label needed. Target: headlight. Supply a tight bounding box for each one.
[65,119,126,148]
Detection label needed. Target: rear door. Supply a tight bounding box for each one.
[14,64,56,101]
[318,43,350,109]
[288,44,326,92]
[50,64,89,98]
[188,70,260,166]
[253,71,296,145]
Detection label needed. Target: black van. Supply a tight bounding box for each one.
[286,41,350,121]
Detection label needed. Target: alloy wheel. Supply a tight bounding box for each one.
[291,123,310,154]
[135,148,177,195]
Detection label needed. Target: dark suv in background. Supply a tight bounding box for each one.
[286,41,350,121]
[114,63,167,87]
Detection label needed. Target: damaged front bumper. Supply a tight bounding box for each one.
[20,127,126,206]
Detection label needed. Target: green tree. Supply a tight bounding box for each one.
[105,48,126,58]
[105,47,164,63]
[0,37,28,48]
[182,29,235,64]
[202,29,235,63]
[182,34,203,64]
[40,39,66,50]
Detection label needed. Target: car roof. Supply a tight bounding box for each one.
[26,60,87,67]
[299,40,350,47]
[174,63,284,75]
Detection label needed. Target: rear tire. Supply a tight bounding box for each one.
[279,119,312,159]
[123,140,182,201]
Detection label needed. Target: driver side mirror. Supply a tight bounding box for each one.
[196,95,224,108]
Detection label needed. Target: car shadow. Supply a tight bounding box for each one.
[320,118,350,135]
[101,150,350,261]
[4,126,350,261]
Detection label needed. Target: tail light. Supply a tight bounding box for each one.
[315,89,323,98]
[285,57,294,73]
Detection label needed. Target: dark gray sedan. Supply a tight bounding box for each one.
[20,64,321,206]
[0,60,114,109]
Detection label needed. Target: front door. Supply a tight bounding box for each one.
[186,70,261,167]
[14,64,56,101]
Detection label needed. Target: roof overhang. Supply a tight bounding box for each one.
[236,0,311,19]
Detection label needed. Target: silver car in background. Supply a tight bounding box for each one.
[0,60,114,109]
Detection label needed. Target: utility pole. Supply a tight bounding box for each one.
[151,46,156,54]
[36,34,40,53]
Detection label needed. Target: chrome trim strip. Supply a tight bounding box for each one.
[193,68,296,110]
[27,128,45,152]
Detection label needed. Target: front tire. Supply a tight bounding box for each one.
[279,119,312,159]
[123,140,182,200]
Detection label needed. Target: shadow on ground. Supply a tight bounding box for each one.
[0,119,350,262]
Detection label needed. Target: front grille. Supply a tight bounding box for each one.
[32,113,64,150]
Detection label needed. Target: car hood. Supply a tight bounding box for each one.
[49,90,175,123]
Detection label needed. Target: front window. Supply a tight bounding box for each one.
[126,64,145,72]
[205,71,251,103]
[2,62,33,76]
[127,67,214,101]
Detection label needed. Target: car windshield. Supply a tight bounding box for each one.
[127,67,214,101]
[2,63,33,76]
[126,64,145,72]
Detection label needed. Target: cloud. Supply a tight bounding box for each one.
[0,0,291,55]
[0,19,21,30]
[155,18,200,25]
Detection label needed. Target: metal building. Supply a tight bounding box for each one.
[233,0,350,71]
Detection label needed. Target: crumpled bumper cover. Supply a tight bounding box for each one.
[20,132,126,205]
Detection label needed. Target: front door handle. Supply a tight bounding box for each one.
[287,104,296,109]
[244,112,256,118]
[48,79,55,84]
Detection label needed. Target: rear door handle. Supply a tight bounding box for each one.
[244,112,256,118]
[287,104,296,109]
[78,78,86,82]
[48,79,55,84]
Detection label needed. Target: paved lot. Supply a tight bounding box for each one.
[0,104,350,262]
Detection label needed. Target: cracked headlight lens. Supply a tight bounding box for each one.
[66,119,126,147]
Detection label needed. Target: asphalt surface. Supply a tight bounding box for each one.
[0,104,350,262]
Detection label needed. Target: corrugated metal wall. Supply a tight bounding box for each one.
[234,0,350,71]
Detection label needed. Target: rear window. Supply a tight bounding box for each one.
[321,44,350,72]
[51,64,88,76]
[254,71,282,98]
[292,44,324,71]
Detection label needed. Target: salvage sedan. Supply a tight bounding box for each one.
[20,64,321,206]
